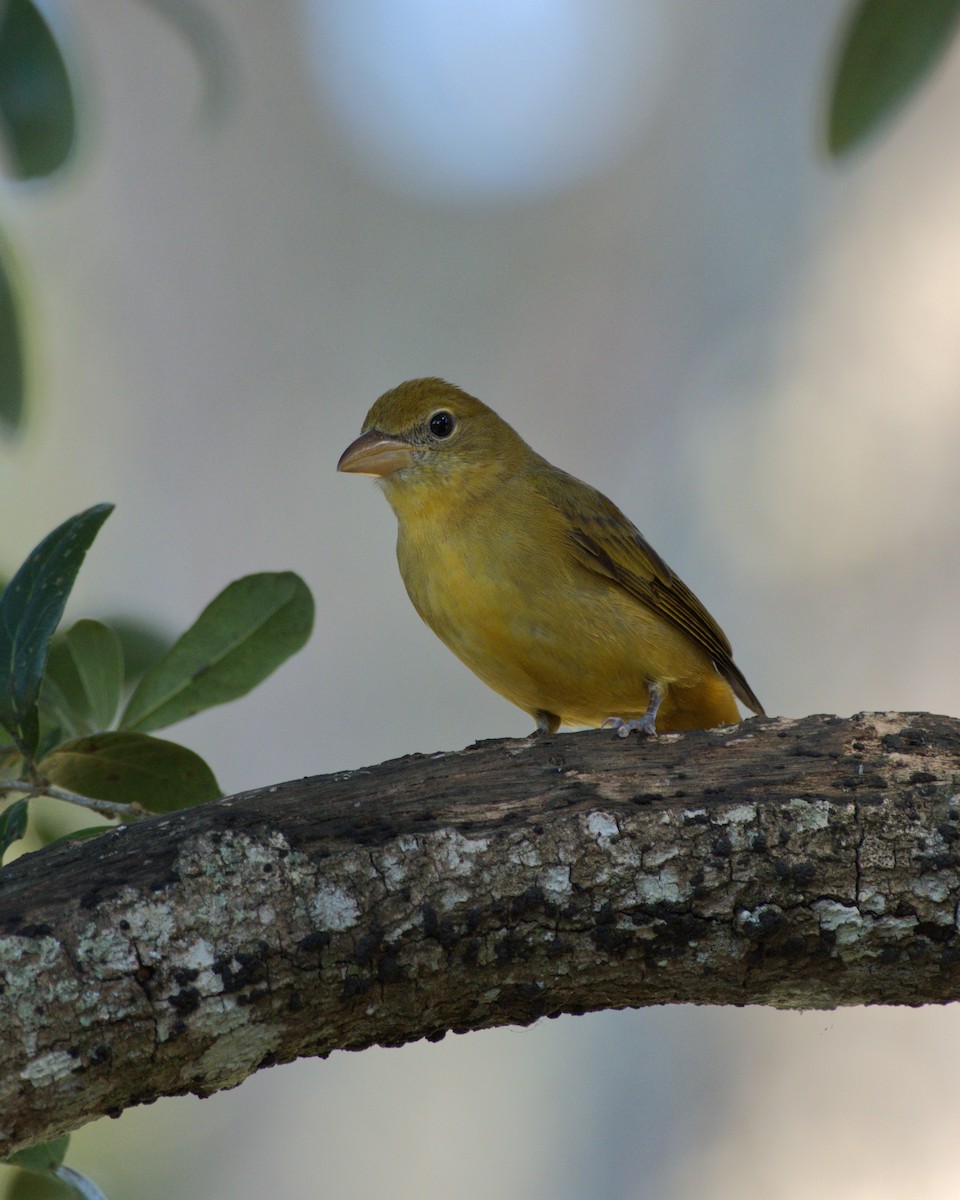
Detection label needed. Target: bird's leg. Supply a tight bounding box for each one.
[602,682,664,739]
[533,710,561,734]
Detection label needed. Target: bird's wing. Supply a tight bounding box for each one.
[533,467,765,715]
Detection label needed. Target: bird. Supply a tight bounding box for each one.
[338,378,764,736]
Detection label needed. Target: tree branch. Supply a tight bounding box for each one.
[2,711,959,1156]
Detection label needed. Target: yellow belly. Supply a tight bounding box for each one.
[395,509,738,732]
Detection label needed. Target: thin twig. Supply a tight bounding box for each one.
[0,781,145,821]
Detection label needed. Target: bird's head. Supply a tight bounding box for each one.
[338,378,529,491]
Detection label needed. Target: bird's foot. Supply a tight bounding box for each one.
[602,715,658,739]
[602,683,664,738]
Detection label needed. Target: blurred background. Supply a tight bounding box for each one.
[3,0,960,1196]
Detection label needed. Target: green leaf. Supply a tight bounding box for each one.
[0,504,113,757]
[6,1135,70,1172]
[120,572,314,733]
[64,620,124,731]
[0,0,76,178]
[828,0,960,155]
[0,796,28,859]
[40,731,221,812]
[0,242,24,436]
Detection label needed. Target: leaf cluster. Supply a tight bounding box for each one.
[0,504,314,860]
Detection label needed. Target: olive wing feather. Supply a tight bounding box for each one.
[533,468,765,716]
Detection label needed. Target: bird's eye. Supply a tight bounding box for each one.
[428,410,456,439]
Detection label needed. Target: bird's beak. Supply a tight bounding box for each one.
[337,429,416,477]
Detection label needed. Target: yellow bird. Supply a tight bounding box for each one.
[338,378,764,736]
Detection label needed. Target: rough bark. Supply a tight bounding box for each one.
[1,710,959,1156]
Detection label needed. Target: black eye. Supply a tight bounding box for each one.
[429,410,456,439]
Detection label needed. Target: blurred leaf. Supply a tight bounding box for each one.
[99,614,173,684]
[7,1168,78,1199]
[42,823,109,849]
[64,620,124,730]
[0,796,28,859]
[6,1136,70,1173]
[53,1165,108,1200]
[42,642,86,736]
[828,0,960,155]
[0,504,113,757]
[120,572,314,733]
[0,242,24,435]
[138,0,235,120]
[0,0,76,178]
[40,730,220,812]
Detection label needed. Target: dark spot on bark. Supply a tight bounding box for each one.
[340,974,372,1001]
[940,944,960,966]
[169,986,201,1015]
[377,954,404,983]
[421,903,439,938]
[90,1044,111,1064]
[16,923,53,938]
[287,993,305,1013]
[592,923,635,956]
[632,793,659,805]
[683,810,709,826]
[499,982,547,1014]
[937,823,959,843]
[711,835,733,858]
[673,790,687,798]
[461,937,481,966]
[879,945,901,964]
[150,870,180,891]
[135,964,155,983]
[495,933,532,963]
[173,967,199,986]
[751,833,767,852]
[704,785,726,795]
[509,885,545,917]
[298,930,331,954]
[916,921,955,943]
[355,924,384,966]
[910,771,937,784]
[213,944,269,993]
[774,859,815,885]
[545,937,573,959]
[425,1028,447,1043]
[882,729,926,751]
[738,906,785,939]
[918,852,958,872]
[835,771,885,790]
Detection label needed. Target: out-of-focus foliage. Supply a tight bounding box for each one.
[828,0,960,155]
[0,0,75,178]
[1,506,314,856]
[0,240,24,436]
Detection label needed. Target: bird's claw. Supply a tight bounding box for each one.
[601,716,658,739]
